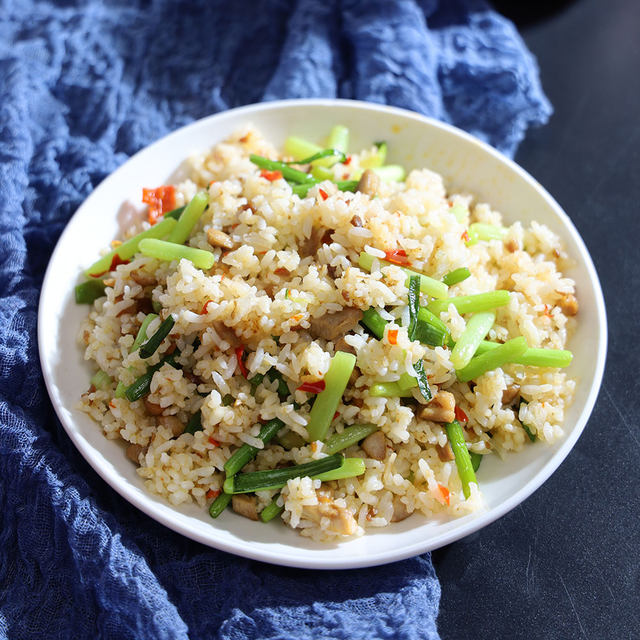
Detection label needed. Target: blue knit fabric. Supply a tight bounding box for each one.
[0,1,550,638]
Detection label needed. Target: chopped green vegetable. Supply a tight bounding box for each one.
[221,394,235,407]
[163,205,186,221]
[442,267,471,286]
[138,238,215,270]
[260,496,284,523]
[114,381,127,398]
[184,410,203,435]
[373,165,406,182]
[474,342,573,368]
[290,180,359,197]
[407,275,420,340]
[313,457,366,482]
[323,424,379,455]
[450,311,496,371]
[90,370,112,390]
[124,351,180,401]
[224,418,284,477]
[326,125,349,153]
[306,352,356,442]
[249,154,314,184]
[152,299,162,313]
[310,165,334,181]
[449,203,468,223]
[361,308,388,339]
[469,451,483,472]
[285,148,346,166]
[518,398,537,441]
[130,313,158,353]
[223,454,344,494]
[209,492,232,518]
[284,136,322,161]
[456,336,528,382]
[138,316,175,359]
[427,290,510,316]
[167,191,209,245]
[413,320,448,347]
[360,141,387,169]
[277,430,306,450]
[358,252,449,300]
[397,372,418,391]
[412,360,432,402]
[84,217,177,277]
[75,279,106,304]
[368,382,414,398]
[468,223,507,242]
[445,420,478,499]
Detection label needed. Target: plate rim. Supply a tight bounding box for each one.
[37,98,608,569]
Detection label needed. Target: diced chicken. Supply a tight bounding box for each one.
[143,398,164,416]
[391,496,412,522]
[418,391,456,423]
[309,307,363,342]
[231,494,259,521]
[357,169,380,197]
[435,442,455,462]
[207,228,235,250]
[334,336,356,356]
[130,270,156,286]
[361,430,387,461]
[303,491,358,535]
[502,384,520,406]
[126,443,146,464]
[558,292,578,316]
[157,415,184,437]
[299,226,334,258]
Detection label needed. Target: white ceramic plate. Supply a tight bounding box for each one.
[38,99,607,569]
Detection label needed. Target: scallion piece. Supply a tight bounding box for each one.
[449,203,468,223]
[310,165,334,181]
[468,223,507,242]
[358,252,449,300]
[167,191,209,245]
[250,154,313,184]
[313,457,366,482]
[360,141,387,169]
[130,313,158,353]
[84,217,177,278]
[285,148,347,166]
[138,315,175,359]
[284,136,322,161]
[114,381,127,398]
[277,430,306,450]
[469,451,483,472]
[368,382,414,398]
[164,205,186,221]
[407,275,420,340]
[456,336,528,382]
[474,342,573,368]
[323,424,379,455]
[361,308,388,339]
[223,454,343,494]
[124,351,179,402]
[184,410,203,435]
[306,351,356,442]
[412,360,432,402]
[413,320,447,347]
[397,372,418,391]
[450,311,496,371]
[138,238,215,270]
[221,394,235,406]
[209,492,232,518]
[75,279,107,304]
[326,125,349,152]
[260,496,284,523]
[442,267,471,286]
[373,165,406,182]
[289,179,359,198]
[445,420,477,499]
[90,370,112,390]
[427,290,510,316]
[224,418,284,477]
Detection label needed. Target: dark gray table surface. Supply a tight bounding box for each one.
[432,0,640,638]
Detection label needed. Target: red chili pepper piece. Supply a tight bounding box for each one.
[461,230,470,243]
[454,406,468,423]
[89,253,131,278]
[332,411,339,421]
[260,169,283,181]
[142,186,176,225]
[318,188,328,201]
[344,156,352,166]
[200,300,214,315]
[387,329,398,345]
[206,488,221,500]
[296,380,326,394]
[384,249,410,267]
[235,346,249,378]
[208,436,220,447]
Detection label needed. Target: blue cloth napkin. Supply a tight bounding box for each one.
[0,1,550,638]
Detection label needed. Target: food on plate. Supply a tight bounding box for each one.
[77,124,577,541]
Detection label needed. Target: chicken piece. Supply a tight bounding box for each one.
[391,496,412,522]
[144,398,164,416]
[126,443,146,464]
[157,415,184,438]
[303,491,358,536]
[309,307,363,342]
[356,169,380,197]
[130,270,156,286]
[299,226,334,258]
[207,228,235,250]
[558,292,578,316]
[502,384,520,406]
[231,494,259,521]
[361,430,387,461]
[334,336,356,356]
[435,442,455,462]
[418,391,456,423]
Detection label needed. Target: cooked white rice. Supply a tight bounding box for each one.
[78,125,577,541]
